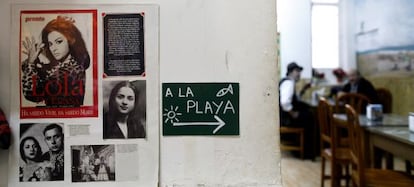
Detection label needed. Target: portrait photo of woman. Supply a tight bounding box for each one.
[21,15,90,107]
[103,80,146,139]
[19,136,51,181]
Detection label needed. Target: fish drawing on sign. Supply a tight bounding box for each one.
[216,84,233,97]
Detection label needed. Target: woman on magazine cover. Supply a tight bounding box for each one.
[103,81,145,139]
[19,136,51,181]
[21,15,90,107]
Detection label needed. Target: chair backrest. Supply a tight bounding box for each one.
[336,93,371,114]
[376,88,392,113]
[345,104,365,186]
[318,97,333,150]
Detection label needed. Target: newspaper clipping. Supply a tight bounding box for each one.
[103,13,145,77]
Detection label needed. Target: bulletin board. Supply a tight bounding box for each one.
[9,4,159,187]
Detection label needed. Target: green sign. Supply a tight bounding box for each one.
[162,83,239,135]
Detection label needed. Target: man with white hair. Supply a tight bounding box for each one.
[338,69,378,103]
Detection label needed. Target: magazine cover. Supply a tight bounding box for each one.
[19,123,64,182]
[20,10,98,118]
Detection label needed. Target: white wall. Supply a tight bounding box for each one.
[159,0,280,186]
[0,0,280,187]
[277,0,312,78]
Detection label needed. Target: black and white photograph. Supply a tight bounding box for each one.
[19,123,64,182]
[103,80,146,139]
[71,145,115,182]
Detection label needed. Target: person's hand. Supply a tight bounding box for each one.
[302,82,311,90]
[299,82,312,96]
[22,36,44,64]
[289,110,299,119]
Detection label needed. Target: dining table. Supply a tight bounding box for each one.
[332,113,413,169]
[367,126,414,168]
[332,113,408,127]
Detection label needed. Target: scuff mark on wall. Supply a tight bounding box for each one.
[225,50,230,72]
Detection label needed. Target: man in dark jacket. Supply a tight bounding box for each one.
[339,69,378,103]
[41,124,64,181]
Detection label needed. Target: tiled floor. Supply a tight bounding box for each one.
[281,152,324,187]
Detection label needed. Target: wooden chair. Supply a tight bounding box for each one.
[376,88,392,113]
[280,126,304,159]
[335,93,371,114]
[345,105,414,187]
[318,98,351,187]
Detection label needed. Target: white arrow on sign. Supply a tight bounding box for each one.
[173,115,226,134]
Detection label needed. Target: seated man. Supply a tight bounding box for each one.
[338,69,379,103]
[279,62,315,159]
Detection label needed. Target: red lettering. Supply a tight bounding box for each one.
[63,72,69,96]
[47,97,81,105]
[32,75,44,96]
[30,73,84,97]
[25,17,45,22]
[45,80,62,96]
[73,81,84,96]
